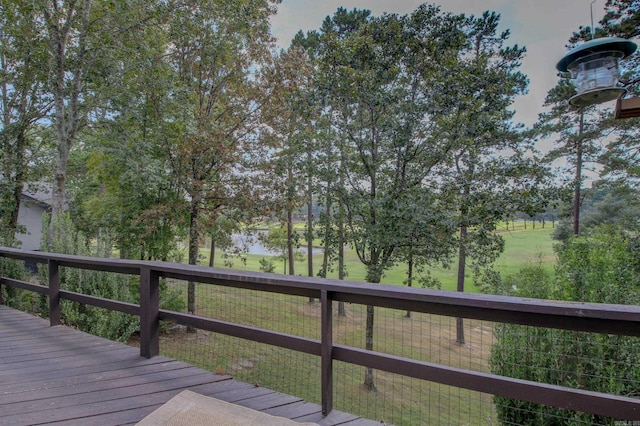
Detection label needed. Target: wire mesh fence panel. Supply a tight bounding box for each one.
[3,248,640,426]
[333,360,496,425]
[157,283,640,425]
[333,303,494,370]
[192,282,319,339]
[161,332,322,404]
[491,323,640,425]
[159,279,321,403]
[332,302,497,425]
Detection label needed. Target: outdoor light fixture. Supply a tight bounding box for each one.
[556,37,637,108]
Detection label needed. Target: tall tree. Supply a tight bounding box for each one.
[164,0,278,321]
[0,1,51,244]
[38,0,96,243]
[321,5,467,391]
[539,0,640,237]
[1,0,188,252]
[435,11,535,344]
[74,1,184,261]
[292,9,372,310]
[538,80,606,238]
[260,45,315,277]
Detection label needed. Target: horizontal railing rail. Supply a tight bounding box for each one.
[1,246,639,420]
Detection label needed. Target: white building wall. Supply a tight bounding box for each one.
[16,200,46,251]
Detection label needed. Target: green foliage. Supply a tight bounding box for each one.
[436,10,546,298]
[0,257,36,311]
[416,270,442,290]
[258,224,303,274]
[0,1,52,245]
[259,257,276,273]
[491,228,640,424]
[552,184,640,243]
[40,212,183,342]
[304,5,472,284]
[542,1,640,243]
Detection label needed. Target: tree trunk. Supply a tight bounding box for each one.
[287,209,294,276]
[456,225,467,345]
[337,210,346,317]
[307,193,314,303]
[48,145,70,250]
[363,304,376,392]
[320,199,331,279]
[8,131,26,239]
[319,181,332,296]
[405,245,413,318]
[337,139,346,316]
[307,181,313,277]
[187,196,200,333]
[573,112,584,237]
[363,265,381,392]
[209,234,215,267]
[43,0,93,247]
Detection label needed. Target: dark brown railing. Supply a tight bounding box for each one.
[1,246,639,420]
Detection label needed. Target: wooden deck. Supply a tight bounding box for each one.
[0,306,379,425]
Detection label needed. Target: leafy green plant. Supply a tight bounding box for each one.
[491,227,640,424]
[259,257,275,273]
[0,257,33,311]
[39,212,183,342]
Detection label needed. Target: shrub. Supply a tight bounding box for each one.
[491,228,640,424]
[39,213,183,342]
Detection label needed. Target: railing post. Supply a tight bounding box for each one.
[49,260,60,326]
[139,266,160,358]
[321,290,333,416]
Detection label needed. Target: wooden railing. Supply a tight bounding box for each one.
[1,246,639,420]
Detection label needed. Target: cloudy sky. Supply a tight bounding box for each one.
[270,0,611,127]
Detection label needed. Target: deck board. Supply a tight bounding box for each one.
[0,305,381,425]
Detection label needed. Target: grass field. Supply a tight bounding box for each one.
[158,224,558,424]
[160,284,499,424]
[197,222,557,293]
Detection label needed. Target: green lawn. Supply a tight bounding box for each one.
[197,224,557,293]
[161,224,558,424]
[493,226,556,277]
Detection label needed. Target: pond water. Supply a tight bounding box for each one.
[230,231,323,256]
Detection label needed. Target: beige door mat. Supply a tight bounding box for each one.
[136,389,319,425]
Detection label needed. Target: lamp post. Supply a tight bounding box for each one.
[556,37,637,235]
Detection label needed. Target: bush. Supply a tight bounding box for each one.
[39,213,183,342]
[259,257,275,273]
[491,228,640,424]
[0,257,37,311]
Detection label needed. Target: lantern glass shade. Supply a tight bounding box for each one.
[568,52,622,94]
[556,37,637,107]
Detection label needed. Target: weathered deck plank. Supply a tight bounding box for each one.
[0,306,380,425]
